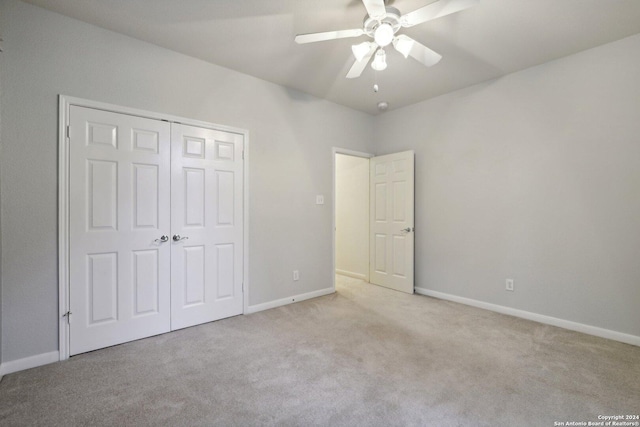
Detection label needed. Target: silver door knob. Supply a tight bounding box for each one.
[154,235,169,243]
[173,235,189,242]
[401,227,414,233]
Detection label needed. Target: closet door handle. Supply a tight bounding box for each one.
[154,235,169,243]
[173,235,189,242]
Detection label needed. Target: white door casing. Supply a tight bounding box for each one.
[369,151,415,294]
[68,106,172,355]
[170,124,244,330]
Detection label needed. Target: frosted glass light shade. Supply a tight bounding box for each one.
[352,42,372,62]
[374,23,394,47]
[393,36,414,58]
[371,49,387,71]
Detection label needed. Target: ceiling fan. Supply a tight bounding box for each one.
[295,0,478,78]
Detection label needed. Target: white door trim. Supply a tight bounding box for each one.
[331,147,374,293]
[58,95,250,360]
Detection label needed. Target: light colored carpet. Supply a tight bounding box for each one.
[0,275,638,426]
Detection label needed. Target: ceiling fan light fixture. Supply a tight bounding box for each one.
[371,49,387,71]
[352,42,372,62]
[373,23,394,47]
[294,0,478,80]
[393,35,414,58]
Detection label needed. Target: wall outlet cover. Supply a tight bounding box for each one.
[506,279,514,291]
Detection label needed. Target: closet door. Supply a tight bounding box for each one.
[170,124,244,330]
[68,106,171,355]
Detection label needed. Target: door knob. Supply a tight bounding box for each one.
[401,227,414,233]
[154,235,169,243]
[173,235,189,242]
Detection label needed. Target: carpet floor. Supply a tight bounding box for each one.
[0,276,638,426]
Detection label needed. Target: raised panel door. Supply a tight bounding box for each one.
[69,106,171,355]
[369,151,415,294]
[170,124,244,330]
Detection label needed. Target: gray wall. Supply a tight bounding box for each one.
[373,33,640,337]
[0,0,374,362]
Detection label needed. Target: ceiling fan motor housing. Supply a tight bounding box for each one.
[363,6,402,39]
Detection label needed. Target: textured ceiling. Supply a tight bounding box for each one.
[21,0,640,115]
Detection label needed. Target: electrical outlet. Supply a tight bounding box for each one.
[506,279,514,291]
[293,270,300,281]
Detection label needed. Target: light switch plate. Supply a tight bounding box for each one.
[316,195,324,205]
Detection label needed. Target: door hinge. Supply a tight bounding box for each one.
[62,311,72,324]
[242,150,244,160]
[66,125,70,139]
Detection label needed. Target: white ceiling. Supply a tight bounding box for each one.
[22,0,640,115]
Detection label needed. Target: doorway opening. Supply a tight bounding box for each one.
[332,148,373,291]
[332,147,416,294]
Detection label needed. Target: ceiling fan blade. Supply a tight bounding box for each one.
[393,35,442,67]
[401,0,478,28]
[362,0,387,18]
[346,45,378,79]
[295,29,364,44]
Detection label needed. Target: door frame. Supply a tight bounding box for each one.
[331,147,374,293]
[58,95,250,360]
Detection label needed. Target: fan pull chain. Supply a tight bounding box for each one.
[372,70,389,112]
[373,70,379,93]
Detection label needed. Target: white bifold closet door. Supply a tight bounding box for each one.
[68,106,244,356]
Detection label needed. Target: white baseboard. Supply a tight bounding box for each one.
[415,287,640,347]
[336,269,368,281]
[0,351,60,377]
[246,287,335,314]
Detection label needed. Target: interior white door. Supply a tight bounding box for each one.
[369,150,415,294]
[68,106,171,355]
[170,124,244,330]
